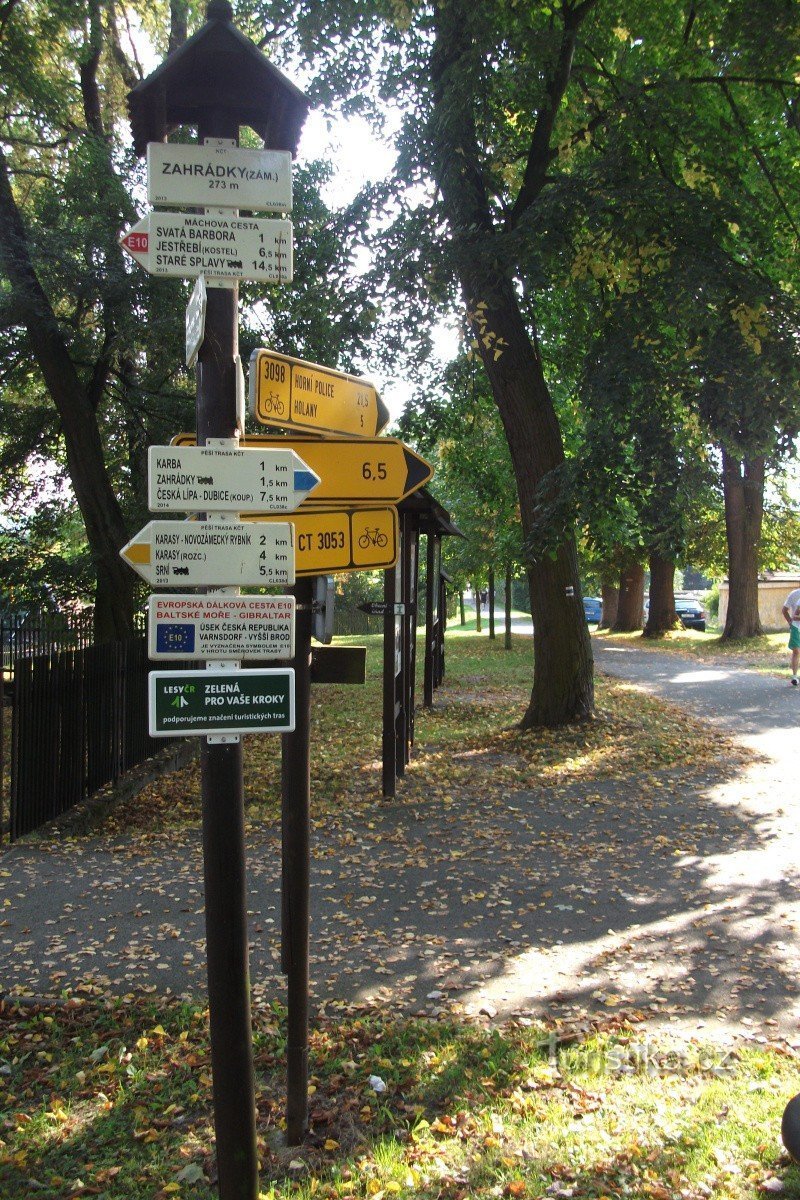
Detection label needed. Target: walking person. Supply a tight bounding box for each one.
[782,586,800,686]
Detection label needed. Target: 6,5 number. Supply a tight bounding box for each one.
[362,461,387,481]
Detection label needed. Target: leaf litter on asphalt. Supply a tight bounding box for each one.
[3,632,794,1198]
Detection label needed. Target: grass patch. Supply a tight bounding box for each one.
[63,631,747,841]
[1,998,799,1199]
[444,609,533,636]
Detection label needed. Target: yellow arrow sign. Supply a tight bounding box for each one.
[244,506,398,575]
[249,349,389,437]
[172,433,432,505]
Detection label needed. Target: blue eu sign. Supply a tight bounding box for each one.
[156,623,195,654]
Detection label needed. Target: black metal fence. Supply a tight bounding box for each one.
[1,611,95,673]
[333,606,380,637]
[1,615,172,841]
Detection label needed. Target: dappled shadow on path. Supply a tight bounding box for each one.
[299,751,800,1038]
[0,668,797,1043]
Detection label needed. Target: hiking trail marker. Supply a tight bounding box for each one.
[122,0,318,1177]
[147,142,292,211]
[147,442,319,512]
[120,520,294,587]
[250,349,388,436]
[148,594,295,660]
[120,211,292,282]
[186,276,207,368]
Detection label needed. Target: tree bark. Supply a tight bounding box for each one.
[613,560,645,632]
[721,447,764,638]
[459,590,465,625]
[429,0,594,726]
[0,146,134,640]
[644,550,676,637]
[169,0,190,54]
[488,566,495,639]
[599,580,619,631]
[473,581,482,632]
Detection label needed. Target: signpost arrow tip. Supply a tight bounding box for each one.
[376,393,391,434]
[120,536,150,572]
[294,468,320,494]
[403,446,433,496]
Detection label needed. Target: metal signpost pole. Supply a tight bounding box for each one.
[404,520,419,762]
[424,532,436,708]
[195,107,259,1198]
[282,577,313,1143]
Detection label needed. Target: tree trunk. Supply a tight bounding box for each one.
[599,581,619,631]
[721,447,764,638]
[613,561,645,632]
[488,566,496,639]
[429,0,594,726]
[0,146,135,641]
[644,550,676,637]
[504,563,512,650]
[473,582,482,632]
[453,275,593,724]
[459,590,465,625]
[169,0,190,54]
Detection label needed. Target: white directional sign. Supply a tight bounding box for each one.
[186,276,207,368]
[147,143,293,212]
[147,444,319,513]
[120,521,295,587]
[120,212,292,282]
[148,594,295,660]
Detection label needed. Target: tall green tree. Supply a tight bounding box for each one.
[527,1,800,637]
[0,1,154,637]
[260,0,800,717]
[0,2,378,634]
[400,351,525,628]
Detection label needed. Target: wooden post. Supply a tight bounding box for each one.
[282,578,313,1144]
[196,111,259,1200]
[423,533,435,707]
[382,565,397,798]
[505,563,512,650]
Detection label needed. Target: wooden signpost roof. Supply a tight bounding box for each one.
[127,1,310,156]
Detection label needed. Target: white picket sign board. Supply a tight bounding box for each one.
[147,143,292,211]
[120,211,292,282]
[147,444,319,513]
[120,520,295,587]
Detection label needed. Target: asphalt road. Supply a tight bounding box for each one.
[593,640,798,748]
[0,637,798,1044]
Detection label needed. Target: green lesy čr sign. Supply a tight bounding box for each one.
[149,668,295,737]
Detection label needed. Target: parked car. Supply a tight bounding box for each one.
[674,598,706,632]
[583,596,603,624]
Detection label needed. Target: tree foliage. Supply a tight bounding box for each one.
[0,1,379,628]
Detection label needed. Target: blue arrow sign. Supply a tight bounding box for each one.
[147,444,319,513]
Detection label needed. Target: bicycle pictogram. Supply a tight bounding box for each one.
[260,390,286,417]
[358,526,389,549]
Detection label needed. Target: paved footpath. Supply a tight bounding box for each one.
[0,639,799,1045]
